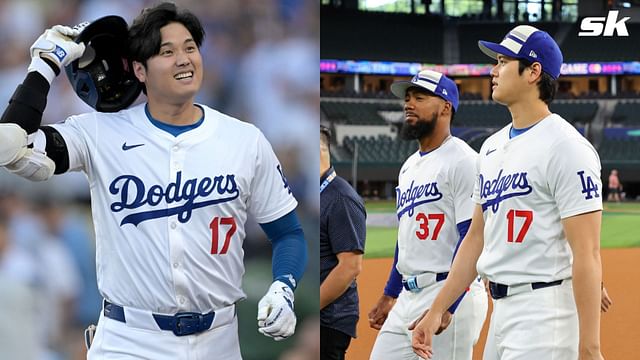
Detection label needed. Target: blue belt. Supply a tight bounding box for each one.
[402,272,449,292]
[103,300,215,336]
[489,280,564,300]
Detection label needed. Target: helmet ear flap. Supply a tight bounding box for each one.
[64,16,142,113]
[65,66,99,109]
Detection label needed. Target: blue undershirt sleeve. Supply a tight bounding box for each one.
[259,210,307,291]
[447,219,471,314]
[383,242,403,298]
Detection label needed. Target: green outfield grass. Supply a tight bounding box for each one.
[364,200,640,259]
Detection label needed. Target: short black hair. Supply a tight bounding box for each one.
[518,59,557,104]
[128,2,205,65]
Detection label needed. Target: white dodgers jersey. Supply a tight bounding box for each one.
[50,103,297,314]
[396,136,477,276]
[473,114,602,284]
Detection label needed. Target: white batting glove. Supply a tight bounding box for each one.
[28,23,89,83]
[257,280,296,341]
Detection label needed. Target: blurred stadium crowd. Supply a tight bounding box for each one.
[0,0,319,359]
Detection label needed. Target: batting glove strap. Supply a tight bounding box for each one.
[257,280,296,341]
[29,24,88,81]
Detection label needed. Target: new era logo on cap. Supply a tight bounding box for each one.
[390,69,459,111]
[478,25,563,79]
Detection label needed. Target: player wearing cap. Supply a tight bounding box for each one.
[368,70,487,360]
[411,25,605,360]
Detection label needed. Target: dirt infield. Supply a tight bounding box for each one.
[347,247,640,359]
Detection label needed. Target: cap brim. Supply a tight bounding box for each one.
[390,81,413,98]
[478,40,519,60]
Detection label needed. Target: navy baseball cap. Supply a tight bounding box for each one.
[478,25,563,79]
[390,70,459,111]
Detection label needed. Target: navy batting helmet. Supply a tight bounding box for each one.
[65,16,142,113]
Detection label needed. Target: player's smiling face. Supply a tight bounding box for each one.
[490,55,523,105]
[138,22,203,104]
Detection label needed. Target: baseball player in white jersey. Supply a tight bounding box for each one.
[411,26,606,360]
[0,3,307,359]
[368,70,487,360]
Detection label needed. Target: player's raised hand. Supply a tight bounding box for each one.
[28,22,88,80]
[368,294,396,330]
[257,280,296,341]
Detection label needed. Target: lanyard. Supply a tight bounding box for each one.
[320,169,337,193]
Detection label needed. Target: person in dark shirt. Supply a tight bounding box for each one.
[320,125,367,360]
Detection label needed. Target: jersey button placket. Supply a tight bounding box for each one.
[170,142,183,172]
[169,141,190,310]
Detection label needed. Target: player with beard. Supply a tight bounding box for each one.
[399,107,437,140]
[368,70,487,360]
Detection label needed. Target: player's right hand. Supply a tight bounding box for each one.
[257,280,296,341]
[368,295,396,330]
[29,23,88,76]
[409,309,447,360]
[409,308,452,335]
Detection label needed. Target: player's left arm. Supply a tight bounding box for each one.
[548,138,604,358]
[249,131,308,341]
[256,210,307,341]
[563,211,603,358]
[260,210,308,291]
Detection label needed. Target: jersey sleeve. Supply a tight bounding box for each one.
[250,131,298,223]
[547,138,603,218]
[452,151,476,223]
[48,114,94,174]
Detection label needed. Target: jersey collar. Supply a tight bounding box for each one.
[320,167,337,193]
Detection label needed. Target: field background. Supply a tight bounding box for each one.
[348,200,640,360]
[364,201,640,259]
